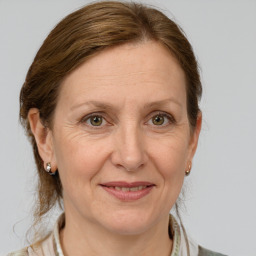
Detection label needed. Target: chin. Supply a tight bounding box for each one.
[98,210,156,235]
[107,222,151,236]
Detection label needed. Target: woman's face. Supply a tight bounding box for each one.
[47,41,201,234]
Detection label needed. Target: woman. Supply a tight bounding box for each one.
[9,1,225,255]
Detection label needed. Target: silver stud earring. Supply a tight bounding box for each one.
[45,162,56,176]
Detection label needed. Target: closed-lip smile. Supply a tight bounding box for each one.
[100,181,155,201]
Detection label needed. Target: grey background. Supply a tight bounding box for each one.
[1,0,256,255]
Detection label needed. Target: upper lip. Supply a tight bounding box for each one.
[100,181,155,188]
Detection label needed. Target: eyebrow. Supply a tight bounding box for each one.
[145,98,182,109]
[71,101,115,111]
[71,98,182,111]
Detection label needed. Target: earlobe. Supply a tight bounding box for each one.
[28,108,56,171]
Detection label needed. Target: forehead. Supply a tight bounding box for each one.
[58,41,186,109]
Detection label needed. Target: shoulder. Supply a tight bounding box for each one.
[6,214,64,256]
[6,247,29,256]
[6,234,52,256]
[198,245,228,256]
[169,215,227,256]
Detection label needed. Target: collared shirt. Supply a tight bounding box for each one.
[7,214,225,256]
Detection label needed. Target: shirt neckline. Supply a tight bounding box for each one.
[53,213,182,256]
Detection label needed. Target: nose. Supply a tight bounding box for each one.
[110,124,148,172]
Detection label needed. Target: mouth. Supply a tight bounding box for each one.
[100,181,155,201]
[104,185,149,192]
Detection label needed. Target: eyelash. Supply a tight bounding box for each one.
[80,111,176,128]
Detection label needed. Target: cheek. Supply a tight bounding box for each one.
[153,135,189,174]
[150,134,189,200]
[53,131,110,190]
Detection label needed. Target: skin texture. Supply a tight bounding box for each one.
[28,41,201,256]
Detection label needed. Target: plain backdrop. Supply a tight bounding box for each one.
[0,0,256,255]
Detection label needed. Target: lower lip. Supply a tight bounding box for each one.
[101,186,154,201]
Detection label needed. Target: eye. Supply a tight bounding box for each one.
[82,114,107,127]
[148,113,175,127]
[88,116,103,126]
[152,115,165,125]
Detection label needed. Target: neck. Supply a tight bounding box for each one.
[60,212,173,256]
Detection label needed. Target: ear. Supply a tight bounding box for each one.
[28,108,57,171]
[187,112,202,163]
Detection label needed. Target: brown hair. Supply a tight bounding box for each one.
[20,0,202,243]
